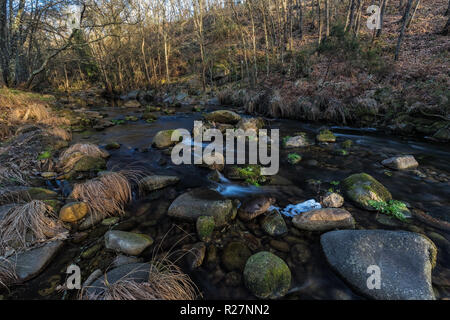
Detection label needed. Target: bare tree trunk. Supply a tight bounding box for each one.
[346,0,356,32]
[325,0,330,38]
[446,0,450,16]
[442,14,450,35]
[298,0,303,40]
[406,0,420,28]
[395,0,414,61]
[376,0,389,37]
[317,0,322,45]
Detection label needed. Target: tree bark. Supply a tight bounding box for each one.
[376,0,389,37]
[395,0,414,61]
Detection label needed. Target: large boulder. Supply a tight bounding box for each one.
[321,230,437,300]
[167,188,234,226]
[292,208,355,231]
[105,231,153,256]
[204,110,241,124]
[139,175,180,192]
[342,173,392,210]
[381,155,419,170]
[243,251,291,299]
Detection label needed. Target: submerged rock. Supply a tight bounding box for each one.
[322,192,344,208]
[27,187,58,200]
[105,230,153,256]
[167,188,234,226]
[196,216,215,241]
[321,230,437,300]
[204,110,241,124]
[85,263,151,297]
[1,241,64,283]
[292,208,355,231]
[243,251,291,299]
[139,175,180,191]
[342,173,392,210]
[381,155,419,170]
[185,242,206,270]
[59,202,89,222]
[222,241,252,272]
[238,196,276,221]
[261,211,287,236]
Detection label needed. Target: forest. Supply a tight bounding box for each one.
[0,0,449,303]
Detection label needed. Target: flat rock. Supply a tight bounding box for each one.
[2,241,64,282]
[320,230,437,300]
[167,188,234,226]
[381,155,419,170]
[139,175,180,191]
[59,202,89,222]
[204,110,241,124]
[293,208,355,231]
[105,231,153,256]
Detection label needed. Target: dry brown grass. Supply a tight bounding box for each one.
[0,166,27,186]
[46,127,72,142]
[58,143,109,172]
[0,200,66,255]
[81,259,198,300]
[71,171,134,219]
[0,257,17,289]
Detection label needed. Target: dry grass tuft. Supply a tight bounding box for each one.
[0,257,17,289]
[46,127,72,142]
[0,166,27,186]
[58,143,109,172]
[81,259,198,300]
[10,103,50,122]
[0,200,66,255]
[71,171,134,218]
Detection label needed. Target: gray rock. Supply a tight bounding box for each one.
[2,241,64,282]
[293,208,355,231]
[85,263,151,298]
[381,155,419,170]
[152,130,181,149]
[261,211,287,236]
[320,230,437,300]
[113,254,141,267]
[185,242,206,270]
[167,188,234,226]
[284,136,310,148]
[139,175,180,192]
[79,213,104,230]
[105,231,153,256]
[204,110,241,124]
[322,192,344,208]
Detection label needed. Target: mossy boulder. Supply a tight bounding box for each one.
[204,110,241,124]
[196,216,215,241]
[152,129,181,149]
[243,251,291,299]
[316,130,336,143]
[343,173,392,210]
[59,202,89,223]
[222,241,252,272]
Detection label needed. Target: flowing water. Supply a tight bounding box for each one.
[5,103,450,300]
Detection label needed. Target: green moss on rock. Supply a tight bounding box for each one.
[343,173,392,210]
[243,251,291,299]
[316,129,336,143]
[196,216,215,241]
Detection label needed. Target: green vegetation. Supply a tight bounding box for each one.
[368,200,409,222]
[111,119,125,125]
[37,149,52,160]
[287,153,302,164]
[235,165,266,187]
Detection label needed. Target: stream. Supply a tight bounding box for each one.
[6,102,450,300]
